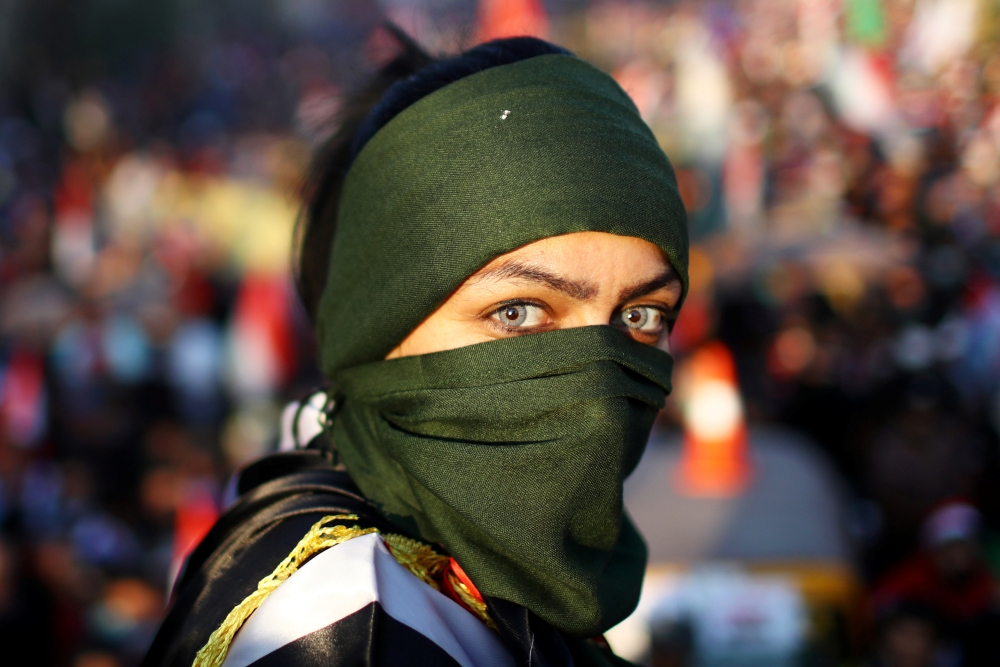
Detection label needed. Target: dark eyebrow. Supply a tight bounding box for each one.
[473,261,599,301]
[617,268,683,305]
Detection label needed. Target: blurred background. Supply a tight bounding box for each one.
[1,0,999,665]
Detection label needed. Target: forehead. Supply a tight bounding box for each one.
[470,232,670,279]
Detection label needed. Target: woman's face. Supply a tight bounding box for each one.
[387,231,682,359]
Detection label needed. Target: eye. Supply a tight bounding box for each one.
[491,302,547,329]
[619,306,663,333]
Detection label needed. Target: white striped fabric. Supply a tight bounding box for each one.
[220,533,514,667]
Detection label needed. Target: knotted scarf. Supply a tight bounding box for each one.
[316,54,688,636]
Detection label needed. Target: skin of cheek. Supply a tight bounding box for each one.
[388,307,490,358]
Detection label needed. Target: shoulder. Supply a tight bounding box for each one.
[143,453,390,667]
[223,532,514,667]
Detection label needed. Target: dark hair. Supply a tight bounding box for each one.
[293,25,572,322]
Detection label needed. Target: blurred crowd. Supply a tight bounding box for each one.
[0,2,357,663]
[1,0,1000,665]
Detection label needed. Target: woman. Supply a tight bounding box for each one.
[144,29,687,667]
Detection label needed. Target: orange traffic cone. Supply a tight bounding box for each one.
[674,341,752,497]
[476,0,549,42]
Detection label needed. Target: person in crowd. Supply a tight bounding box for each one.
[963,608,1000,667]
[870,501,996,654]
[648,618,694,667]
[0,538,57,666]
[867,602,943,667]
[143,28,687,667]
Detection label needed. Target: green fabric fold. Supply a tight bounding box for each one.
[331,326,672,636]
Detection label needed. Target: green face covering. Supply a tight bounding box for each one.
[333,326,671,635]
[317,54,688,636]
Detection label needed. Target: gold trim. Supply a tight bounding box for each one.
[383,533,496,629]
[444,569,499,631]
[192,515,497,667]
[192,515,376,667]
[382,532,449,590]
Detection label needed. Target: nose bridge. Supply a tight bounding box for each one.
[566,300,618,328]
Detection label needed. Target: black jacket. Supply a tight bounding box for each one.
[142,451,633,667]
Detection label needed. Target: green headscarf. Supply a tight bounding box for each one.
[316,54,688,637]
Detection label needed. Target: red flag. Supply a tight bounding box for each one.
[0,349,47,448]
[228,275,298,398]
[476,0,549,42]
[168,483,218,591]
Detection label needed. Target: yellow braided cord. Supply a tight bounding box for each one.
[382,533,450,591]
[192,516,499,667]
[383,533,495,629]
[444,569,499,631]
[192,514,377,667]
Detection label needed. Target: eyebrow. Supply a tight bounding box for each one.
[472,261,683,306]
[617,268,683,305]
[473,261,599,301]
